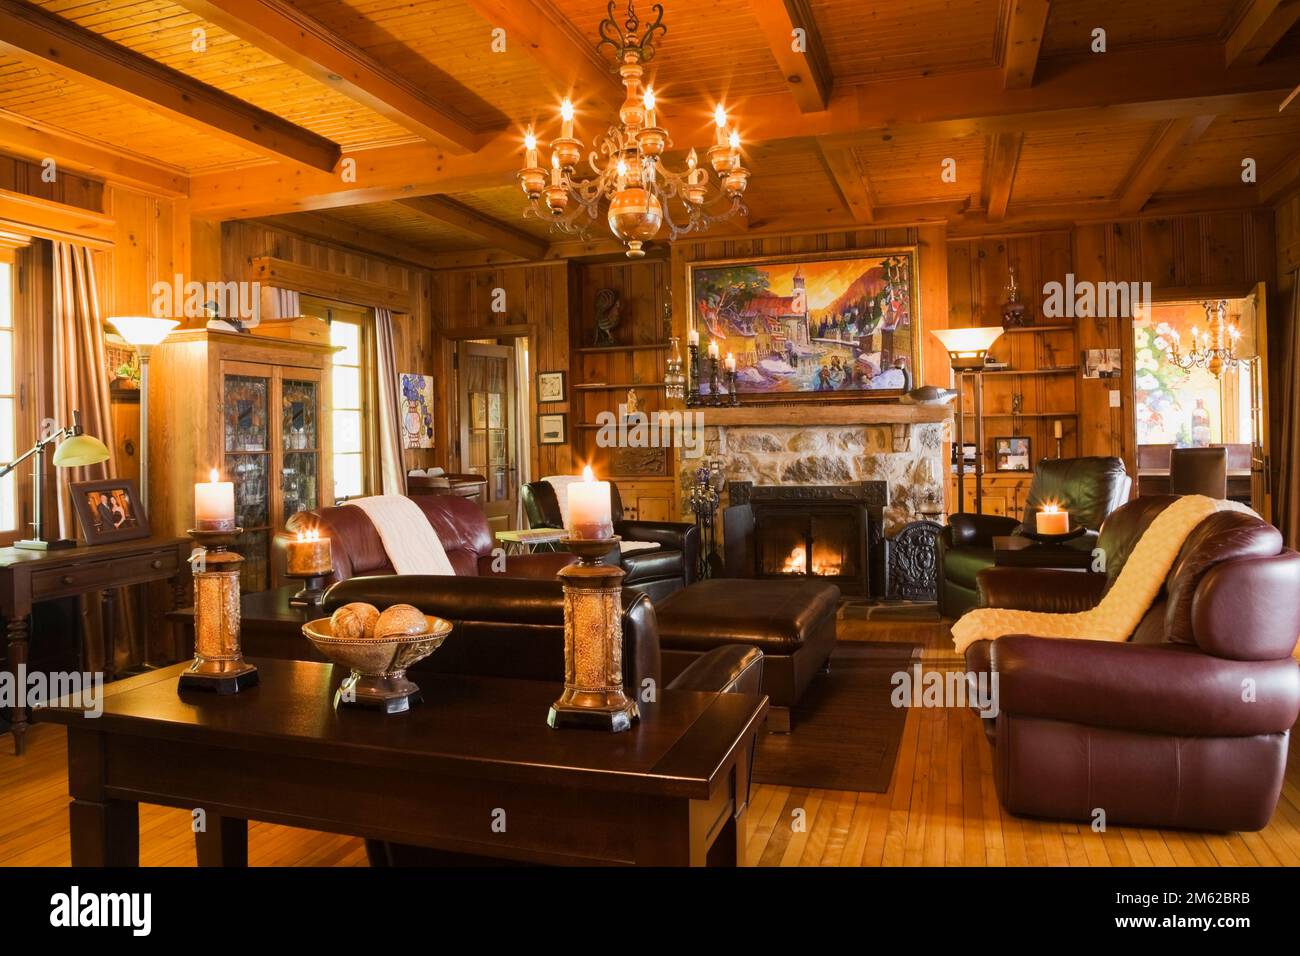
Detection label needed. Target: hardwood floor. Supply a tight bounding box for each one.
[3,618,1298,867]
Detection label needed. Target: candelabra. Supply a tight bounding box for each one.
[686,339,701,406]
[1169,300,1248,379]
[708,353,722,407]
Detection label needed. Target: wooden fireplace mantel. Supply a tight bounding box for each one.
[695,403,952,428]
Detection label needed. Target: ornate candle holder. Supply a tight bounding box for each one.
[709,354,722,407]
[180,527,259,694]
[686,341,700,407]
[727,366,740,405]
[547,536,638,733]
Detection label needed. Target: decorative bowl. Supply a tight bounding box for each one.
[302,614,452,714]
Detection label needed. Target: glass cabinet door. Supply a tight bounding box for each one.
[281,377,320,517]
[223,369,272,591]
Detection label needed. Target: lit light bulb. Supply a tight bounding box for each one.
[687,148,697,169]
[729,129,740,150]
[714,103,727,145]
[560,98,575,139]
[523,130,538,168]
[643,87,656,127]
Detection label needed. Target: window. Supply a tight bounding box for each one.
[330,315,365,501]
[0,258,15,536]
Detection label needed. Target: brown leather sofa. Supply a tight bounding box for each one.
[321,574,765,865]
[274,494,575,585]
[966,495,1300,831]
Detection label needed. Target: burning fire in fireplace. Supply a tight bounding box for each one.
[780,545,843,577]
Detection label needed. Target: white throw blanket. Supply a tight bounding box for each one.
[951,494,1257,654]
[345,495,455,576]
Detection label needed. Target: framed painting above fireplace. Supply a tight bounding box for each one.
[688,248,920,402]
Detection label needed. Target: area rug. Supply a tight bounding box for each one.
[752,641,922,793]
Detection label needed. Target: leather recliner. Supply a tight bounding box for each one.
[938,456,1131,618]
[522,479,698,602]
[320,574,765,865]
[274,494,576,585]
[966,495,1300,831]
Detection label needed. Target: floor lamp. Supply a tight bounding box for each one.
[109,317,179,509]
[932,327,1005,515]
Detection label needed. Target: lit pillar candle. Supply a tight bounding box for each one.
[707,338,720,360]
[725,351,736,372]
[286,528,332,576]
[195,468,235,532]
[1036,502,1070,536]
[567,466,613,540]
[687,327,699,348]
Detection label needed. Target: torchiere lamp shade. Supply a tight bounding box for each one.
[932,326,1005,369]
[51,433,111,468]
[109,315,179,347]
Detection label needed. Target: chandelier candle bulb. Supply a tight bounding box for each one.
[567,466,613,540]
[1036,504,1070,536]
[194,469,235,532]
[714,104,727,144]
[560,99,574,140]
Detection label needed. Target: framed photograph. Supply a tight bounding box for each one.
[538,413,567,445]
[399,373,435,449]
[951,441,978,472]
[994,436,1032,472]
[688,247,919,402]
[537,370,566,403]
[70,479,151,544]
[1082,348,1122,379]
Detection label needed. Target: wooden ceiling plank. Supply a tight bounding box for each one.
[1225,0,1300,68]
[172,0,484,153]
[816,141,873,222]
[461,0,624,115]
[396,196,547,259]
[0,0,340,172]
[982,131,1024,221]
[749,0,834,112]
[0,109,188,197]
[1116,115,1216,212]
[1002,0,1051,89]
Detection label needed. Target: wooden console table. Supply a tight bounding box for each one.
[0,536,190,755]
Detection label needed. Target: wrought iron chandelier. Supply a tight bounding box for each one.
[1169,300,1247,379]
[516,1,751,257]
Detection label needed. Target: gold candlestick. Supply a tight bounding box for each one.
[547,536,638,732]
[180,527,258,694]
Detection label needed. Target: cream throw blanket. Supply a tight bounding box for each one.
[345,495,455,576]
[951,494,1257,654]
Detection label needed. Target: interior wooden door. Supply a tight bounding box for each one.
[458,342,517,532]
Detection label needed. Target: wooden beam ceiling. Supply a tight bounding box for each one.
[0,188,115,247]
[1002,0,1051,89]
[981,132,1024,221]
[0,0,340,172]
[1116,115,1216,212]
[173,0,484,153]
[461,0,624,114]
[257,213,457,270]
[1225,0,1300,68]
[0,109,188,197]
[395,196,548,259]
[816,141,873,222]
[749,0,834,112]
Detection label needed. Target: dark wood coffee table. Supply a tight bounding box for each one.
[36,658,767,867]
[992,535,1093,569]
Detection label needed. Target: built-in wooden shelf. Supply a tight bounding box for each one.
[981,366,1079,376]
[574,382,667,391]
[574,342,669,354]
[959,411,1079,418]
[999,324,1076,334]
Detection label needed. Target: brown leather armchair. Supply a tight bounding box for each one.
[967,495,1300,831]
[939,456,1131,618]
[321,574,765,865]
[521,479,698,602]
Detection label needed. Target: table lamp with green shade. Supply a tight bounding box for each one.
[0,409,111,550]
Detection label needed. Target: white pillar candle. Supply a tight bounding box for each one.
[687,328,699,348]
[1036,503,1069,536]
[707,338,720,360]
[567,465,613,540]
[195,468,236,532]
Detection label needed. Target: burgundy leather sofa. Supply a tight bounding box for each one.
[967,495,1300,831]
[274,494,576,585]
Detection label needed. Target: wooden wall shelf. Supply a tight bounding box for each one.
[573,342,669,354]
[981,366,1079,376]
[574,382,667,391]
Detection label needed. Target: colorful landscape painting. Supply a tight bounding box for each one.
[689,250,918,398]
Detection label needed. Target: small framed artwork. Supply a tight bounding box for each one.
[994,436,1032,472]
[538,413,567,445]
[1082,348,1122,379]
[71,479,151,544]
[950,442,978,472]
[537,371,566,403]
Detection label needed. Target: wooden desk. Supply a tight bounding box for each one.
[0,536,189,755]
[37,659,767,867]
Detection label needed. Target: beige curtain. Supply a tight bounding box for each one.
[514,339,532,528]
[373,308,407,496]
[1278,270,1300,548]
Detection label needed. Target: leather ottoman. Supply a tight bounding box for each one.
[654,579,839,732]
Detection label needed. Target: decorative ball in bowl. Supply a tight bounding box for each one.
[302,602,452,714]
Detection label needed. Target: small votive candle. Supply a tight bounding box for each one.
[194,468,235,532]
[1036,503,1070,536]
[286,528,332,576]
[567,466,613,540]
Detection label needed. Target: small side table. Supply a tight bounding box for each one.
[992,535,1093,570]
[495,528,567,556]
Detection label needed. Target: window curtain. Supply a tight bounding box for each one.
[514,339,532,528]
[373,308,407,496]
[1277,269,1300,548]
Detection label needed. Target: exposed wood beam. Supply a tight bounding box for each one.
[461,0,624,114]
[0,0,340,172]
[1116,115,1216,212]
[250,256,412,311]
[816,141,873,222]
[951,187,1263,235]
[173,0,483,153]
[0,109,188,197]
[190,42,1300,218]
[257,213,456,271]
[396,196,547,260]
[0,188,115,247]
[1261,148,1300,202]
[1002,0,1051,89]
[1226,0,1300,68]
[749,0,834,112]
[981,132,1024,221]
